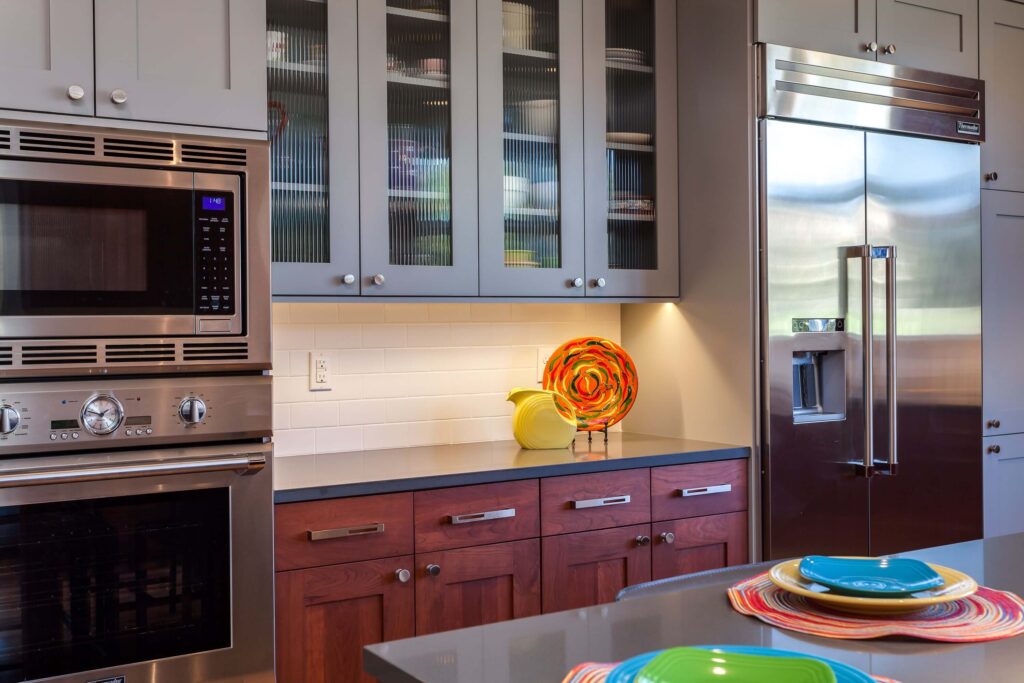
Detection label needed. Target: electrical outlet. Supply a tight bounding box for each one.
[537,345,558,384]
[308,352,333,392]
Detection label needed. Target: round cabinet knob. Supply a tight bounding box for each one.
[372,273,386,286]
[593,277,607,288]
[342,273,356,285]
[883,44,897,55]
[659,532,676,545]
[571,277,584,289]
[988,444,1002,455]
[985,172,1000,182]
[865,41,879,53]
[987,419,1002,429]
[635,535,651,547]
[66,85,85,101]
[110,89,128,104]
[0,405,20,435]
[425,563,441,577]
[179,397,208,424]
[395,568,412,583]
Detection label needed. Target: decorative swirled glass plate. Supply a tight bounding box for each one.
[542,337,638,431]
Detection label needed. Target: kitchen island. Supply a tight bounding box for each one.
[364,532,1024,682]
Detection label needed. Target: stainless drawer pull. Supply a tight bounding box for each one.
[680,484,732,498]
[307,522,385,542]
[449,508,516,525]
[572,495,631,509]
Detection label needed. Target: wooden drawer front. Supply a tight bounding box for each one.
[275,493,414,572]
[651,460,748,522]
[414,480,540,553]
[541,524,652,613]
[651,512,749,581]
[540,469,651,535]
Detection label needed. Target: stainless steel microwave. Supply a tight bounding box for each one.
[0,123,270,377]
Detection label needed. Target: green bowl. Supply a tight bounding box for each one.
[636,647,837,683]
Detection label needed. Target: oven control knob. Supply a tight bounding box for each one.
[0,406,20,435]
[179,397,207,425]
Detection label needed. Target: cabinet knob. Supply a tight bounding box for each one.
[593,277,607,288]
[988,444,1002,455]
[571,277,584,289]
[883,44,896,55]
[372,273,386,286]
[635,535,651,547]
[987,419,1001,429]
[985,172,999,182]
[110,89,128,104]
[659,531,676,545]
[425,563,441,577]
[66,85,85,101]
[395,568,411,583]
[865,42,879,53]
[341,273,356,285]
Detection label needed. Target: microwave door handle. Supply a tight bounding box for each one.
[845,245,875,478]
[0,453,266,488]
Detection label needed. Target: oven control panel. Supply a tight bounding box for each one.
[195,192,236,316]
[0,375,270,455]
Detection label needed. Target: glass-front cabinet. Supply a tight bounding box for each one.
[584,0,678,297]
[358,0,478,296]
[478,0,585,296]
[268,0,361,296]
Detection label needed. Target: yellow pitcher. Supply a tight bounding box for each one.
[506,388,577,450]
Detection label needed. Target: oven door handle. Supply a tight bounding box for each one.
[0,453,266,488]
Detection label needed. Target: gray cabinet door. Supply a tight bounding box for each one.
[0,0,94,116]
[358,0,479,296]
[271,0,361,296]
[981,0,1024,193]
[756,0,876,59]
[583,0,678,298]
[982,190,1024,436]
[478,0,586,297]
[984,434,1024,537]
[876,0,979,77]
[94,0,267,130]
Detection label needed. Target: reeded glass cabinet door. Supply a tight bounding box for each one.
[479,0,585,296]
[358,0,478,296]
[269,0,361,296]
[584,0,678,297]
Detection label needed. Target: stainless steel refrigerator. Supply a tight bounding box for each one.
[759,45,985,559]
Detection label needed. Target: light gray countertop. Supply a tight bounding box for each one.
[273,432,749,503]
[364,533,1024,682]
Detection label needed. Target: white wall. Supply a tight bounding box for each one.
[272,303,621,457]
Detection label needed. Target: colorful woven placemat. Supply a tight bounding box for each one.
[560,661,899,683]
[729,571,1024,642]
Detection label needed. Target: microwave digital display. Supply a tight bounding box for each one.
[202,195,227,211]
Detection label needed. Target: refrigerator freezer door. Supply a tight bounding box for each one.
[866,132,982,555]
[762,120,870,559]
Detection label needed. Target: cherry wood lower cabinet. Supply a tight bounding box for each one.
[415,539,541,635]
[541,523,653,613]
[275,556,415,683]
[651,512,748,580]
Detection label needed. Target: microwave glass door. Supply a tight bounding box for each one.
[0,488,231,682]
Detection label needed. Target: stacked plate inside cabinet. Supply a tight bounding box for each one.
[606,47,647,65]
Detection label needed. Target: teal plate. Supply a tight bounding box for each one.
[607,646,874,683]
[799,555,944,596]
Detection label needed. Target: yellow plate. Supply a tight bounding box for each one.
[769,558,978,615]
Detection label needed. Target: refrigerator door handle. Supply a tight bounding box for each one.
[875,245,898,476]
[845,245,875,477]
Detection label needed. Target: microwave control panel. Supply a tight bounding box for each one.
[195,192,236,316]
[0,376,270,455]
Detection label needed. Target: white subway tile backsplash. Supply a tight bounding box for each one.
[272,303,622,457]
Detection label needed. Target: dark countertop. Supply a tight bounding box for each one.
[365,533,1024,682]
[273,432,749,503]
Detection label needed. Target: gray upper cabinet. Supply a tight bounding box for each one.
[269,0,361,296]
[94,0,267,131]
[756,0,877,60]
[982,190,1024,437]
[583,0,678,298]
[359,0,479,296]
[981,0,1024,192]
[0,0,94,116]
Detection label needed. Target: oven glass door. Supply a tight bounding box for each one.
[0,488,231,682]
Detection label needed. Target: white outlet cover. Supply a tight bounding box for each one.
[308,352,333,392]
[537,345,558,384]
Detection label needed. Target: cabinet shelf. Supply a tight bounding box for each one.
[388,189,449,200]
[504,132,558,144]
[385,6,449,23]
[505,208,559,218]
[607,142,654,152]
[503,47,559,62]
[608,213,656,222]
[606,60,653,74]
[269,61,326,75]
[273,182,325,193]
[387,73,450,89]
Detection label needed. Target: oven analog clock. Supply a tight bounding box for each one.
[81,395,124,436]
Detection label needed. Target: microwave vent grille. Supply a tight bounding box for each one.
[103,137,174,162]
[180,144,247,167]
[0,130,10,150]
[21,345,98,365]
[105,343,176,363]
[183,342,248,361]
[18,131,97,156]
[0,347,11,366]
